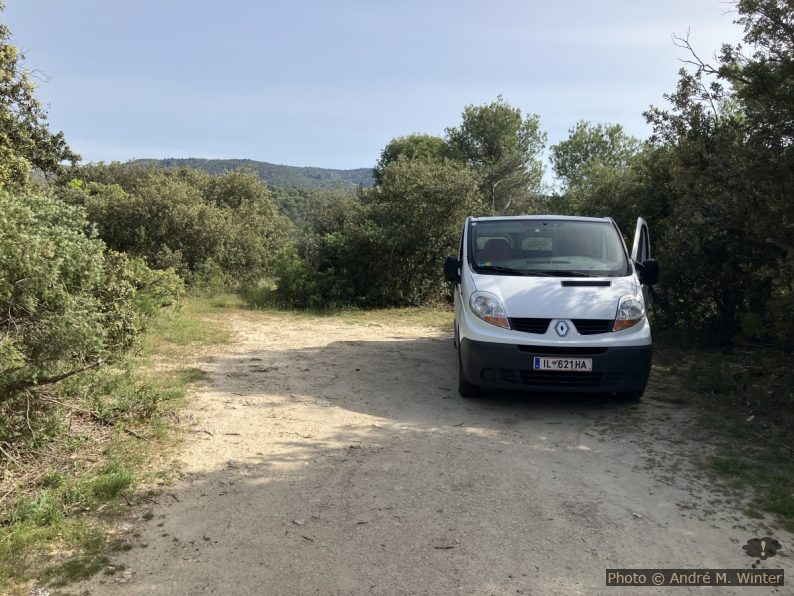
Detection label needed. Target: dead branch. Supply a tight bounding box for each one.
[672,30,722,118]
[673,30,720,76]
[36,395,146,440]
[0,442,23,470]
[4,360,104,394]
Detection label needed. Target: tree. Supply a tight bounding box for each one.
[0,2,78,190]
[273,157,483,308]
[445,96,546,214]
[373,133,448,184]
[367,157,483,305]
[202,168,274,209]
[720,0,794,147]
[550,121,642,192]
[638,0,794,345]
[718,0,794,266]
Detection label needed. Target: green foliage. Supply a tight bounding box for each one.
[272,158,483,308]
[140,297,233,354]
[659,344,794,528]
[373,133,448,184]
[0,192,182,401]
[87,462,134,500]
[550,121,642,197]
[446,96,547,214]
[189,257,226,296]
[0,192,115,392]
[720,0,794,147]
[367,157,483,304]
[271,186,356,229]
[59,165,290,286]
[1,458,133,588]
[549,0,794,348]
[639,0,793,346]
[0,3,78,190]
[272,192,379,308]
[273,97,547,308]
[0,296,227,590]
[126,257,185,316]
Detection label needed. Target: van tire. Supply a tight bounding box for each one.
[458,354,482,398]
[620,389,644,402]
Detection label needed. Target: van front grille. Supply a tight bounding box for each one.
[482,369,624,389]
[519,370,605,387]
[510,318,551,334]
[571,319,614,335]
[517,345,609,355]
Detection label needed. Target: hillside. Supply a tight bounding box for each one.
[131,158,374,189]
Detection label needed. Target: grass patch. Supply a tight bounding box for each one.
[333,307,453,330]
[239,284,277,309]
[140,295,236,356]
[0,295,234,592]
[655,344,794,532]
[240,284,453,330]
[87,462,134,500]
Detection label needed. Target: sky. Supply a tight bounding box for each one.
[4,0,744,172]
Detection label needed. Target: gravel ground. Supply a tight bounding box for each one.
[73,312,791,595]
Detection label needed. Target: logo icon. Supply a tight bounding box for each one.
[555,321,569,337]
[743,537,782,568]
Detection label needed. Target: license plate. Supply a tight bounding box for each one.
[533,357,593,372]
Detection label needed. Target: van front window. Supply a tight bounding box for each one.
[469,219,630,277]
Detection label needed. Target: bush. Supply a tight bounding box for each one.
[366,157,483,305]
[271,159,483,308]
[58,165,291,288]
[270,191,381,308]
[0,192,181,401]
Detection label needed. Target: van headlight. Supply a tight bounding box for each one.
[469,291,510,329]
[614,294,645,331]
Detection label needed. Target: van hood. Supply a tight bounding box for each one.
[470,273,638,320]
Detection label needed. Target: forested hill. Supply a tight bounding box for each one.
[131,158,375,189]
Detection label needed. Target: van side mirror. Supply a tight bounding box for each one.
[637,258,659,286]
[443,256,461,283]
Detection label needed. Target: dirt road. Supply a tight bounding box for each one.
[79,312,790,595]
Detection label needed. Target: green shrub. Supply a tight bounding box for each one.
[271,159,483,308]
[0,192,111,395]
[367,157,483,305]
[189,258,226,296]
[88,462,133,500]
[12,490,63,527]
[59,166,291,288]
[0,192,181,404]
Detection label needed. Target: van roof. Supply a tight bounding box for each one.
[470,215,612,223]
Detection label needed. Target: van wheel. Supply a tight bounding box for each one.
[620,389,644,402]
[458,354,482,398]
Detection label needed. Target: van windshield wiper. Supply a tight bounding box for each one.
[543,270,603,277]
[477,265,554,276]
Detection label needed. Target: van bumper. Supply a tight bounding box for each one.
[460,338,652,394]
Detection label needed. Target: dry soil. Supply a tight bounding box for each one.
[75,312,791,595]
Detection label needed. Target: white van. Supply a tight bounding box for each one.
[443,215,658,400]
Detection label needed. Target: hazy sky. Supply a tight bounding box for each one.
[5,0,743,171]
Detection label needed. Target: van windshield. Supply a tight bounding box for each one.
[468,219,630,277]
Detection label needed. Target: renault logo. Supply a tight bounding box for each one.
[555,321,569,337]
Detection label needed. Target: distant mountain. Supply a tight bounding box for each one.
[131,158,375,189]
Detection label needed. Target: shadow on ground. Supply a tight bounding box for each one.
[79,334,784,595]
